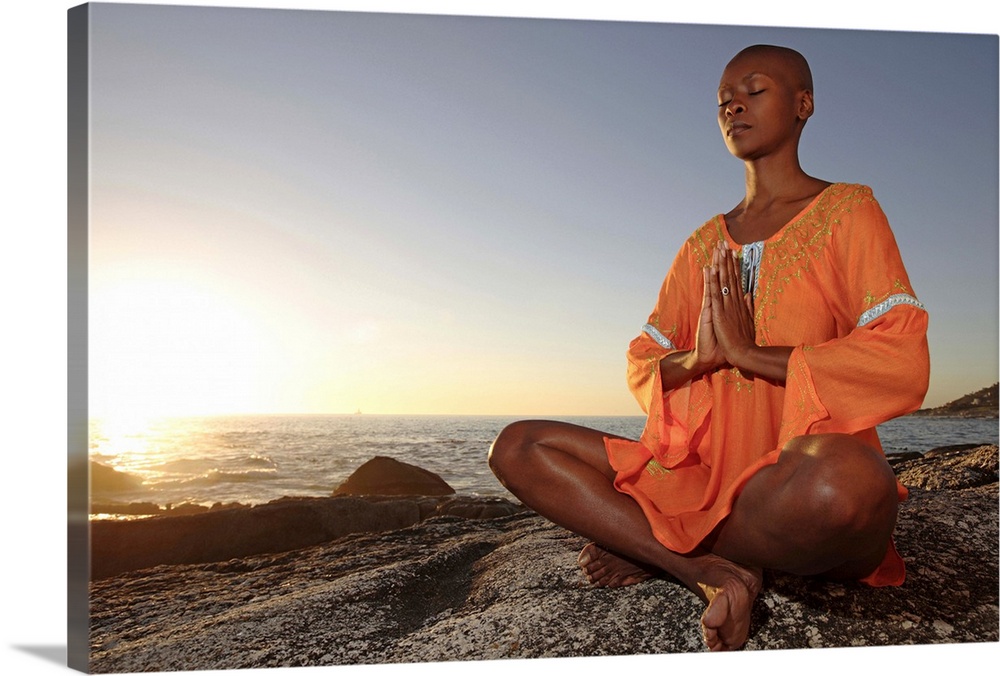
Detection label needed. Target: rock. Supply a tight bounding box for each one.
[893,444,997,490]
[164,502,210,516]
[90,496,425,579]
[436,495,524,519]
[923,442,988,457]
[90,499,250,517]
[885,451,923,465]
[89,461,143,494]
[90,501,163,516]
[208,501,246,512]
[333,455,456,496]
[87,446,999,671]
[89,494,525,579]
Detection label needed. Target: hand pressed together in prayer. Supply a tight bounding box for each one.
[696,266,726,370]
[707,241,757,367]
[699,240,791,382]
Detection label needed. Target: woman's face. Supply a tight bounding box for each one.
[716,52,811,161]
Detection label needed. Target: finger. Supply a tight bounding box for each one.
[728,249,743,295]
[710,266,729,317]
[701,267,714,319]
[717,247,732,300]
[716,241,727,268]
[728,251,753,316]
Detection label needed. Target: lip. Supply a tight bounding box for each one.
[727,122,751,137]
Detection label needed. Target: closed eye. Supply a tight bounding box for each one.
[718,89,764,107]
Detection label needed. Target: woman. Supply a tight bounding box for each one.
[488,44,929,652]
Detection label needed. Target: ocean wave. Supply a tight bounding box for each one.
[154,457,216,473]
[245,454,277,468]
[188,468,280,485]
[152,454,277,474]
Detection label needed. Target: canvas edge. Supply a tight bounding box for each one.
[67,2,91,673]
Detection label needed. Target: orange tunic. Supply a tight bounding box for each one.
[606,183,929,586]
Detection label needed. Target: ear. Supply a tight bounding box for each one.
[797,89,815,120]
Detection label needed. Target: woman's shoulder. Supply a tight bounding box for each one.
[808,182,888,232]
[681,215,726,268]
[690,213,726,238]
[818,182,881,210]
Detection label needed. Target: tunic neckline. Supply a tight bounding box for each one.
[718,182,840,247]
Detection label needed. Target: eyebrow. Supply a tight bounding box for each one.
[718,71,771,93]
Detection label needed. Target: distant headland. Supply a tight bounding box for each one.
[910,383,998,419]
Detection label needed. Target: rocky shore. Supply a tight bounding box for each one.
[88,446,998,672]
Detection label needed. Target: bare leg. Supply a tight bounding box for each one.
[704,433,900,579]
[488,420,762,651]
[488,422,899,651]
[699,433,899,649]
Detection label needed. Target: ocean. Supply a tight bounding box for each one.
[88,414,998,513]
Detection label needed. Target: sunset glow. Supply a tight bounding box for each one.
[90,275,282,418]
[84,4,998,422]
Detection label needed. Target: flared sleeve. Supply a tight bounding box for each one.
[778,190,930,445]
[625,232,715,465]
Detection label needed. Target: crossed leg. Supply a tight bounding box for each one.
[487,420,899,651]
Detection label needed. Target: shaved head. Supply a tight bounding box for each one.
[717,44,817,153]
[727,45,813,92]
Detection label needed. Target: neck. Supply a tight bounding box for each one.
[741,153,812,208]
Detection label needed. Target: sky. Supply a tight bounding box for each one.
[3,2,999,676]
[81,2,998,419]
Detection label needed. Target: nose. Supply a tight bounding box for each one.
[724,99,745,117]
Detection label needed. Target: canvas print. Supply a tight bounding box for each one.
[68,2,999,673]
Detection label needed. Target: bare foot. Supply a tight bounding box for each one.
[696,560,763,651]
[577,543,655,587]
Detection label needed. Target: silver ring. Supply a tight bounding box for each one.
[721,286,730,296]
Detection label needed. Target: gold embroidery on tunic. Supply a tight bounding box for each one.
[645,458,672,478]
[720,366,754,393]
[863,279,914,311]
[753,185,873,328]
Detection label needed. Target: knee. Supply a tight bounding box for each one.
[781,434,898,538]
[487,420,543,482]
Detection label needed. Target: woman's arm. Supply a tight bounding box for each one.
[776,191,929,440]
[658,265,725,390]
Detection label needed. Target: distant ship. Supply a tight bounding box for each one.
[354,408,362,415]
